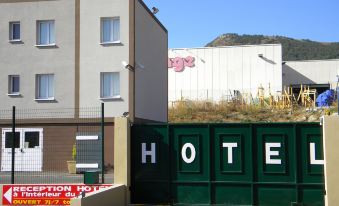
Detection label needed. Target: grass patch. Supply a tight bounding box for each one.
[169,100,334,123]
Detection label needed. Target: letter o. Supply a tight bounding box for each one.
[181,143,196,164]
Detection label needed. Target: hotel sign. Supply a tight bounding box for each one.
[131,124,324,205]
[2,184,112,206]
[140,142,323,165]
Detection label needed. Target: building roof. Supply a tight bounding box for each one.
[169,44,282,51]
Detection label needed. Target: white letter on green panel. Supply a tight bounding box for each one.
[310,143,324,165]
[222,143,238,164]
[181,143,196,164]
[141,143,156,164]
[265,143,282,165]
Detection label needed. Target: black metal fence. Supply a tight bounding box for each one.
[0,104,113,184]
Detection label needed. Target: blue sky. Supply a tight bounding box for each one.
[143,0,339,49]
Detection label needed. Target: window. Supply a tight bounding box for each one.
[5,132,20,149]
[37,20,55,45]
[4,129,42,149]
[100,72,120,98]
[36,74,54,100]
[8,75,20,95]
[9,22,20,41]
[101,17,120,43]
[24,132,40,148]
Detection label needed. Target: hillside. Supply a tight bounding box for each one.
[206,33,339,61]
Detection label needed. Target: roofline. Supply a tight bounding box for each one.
[0,0,53,3]
[137,0,167,34]
[285,59,339,63]
[169,43,282,50]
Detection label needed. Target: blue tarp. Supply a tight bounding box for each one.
[316,89,335,107]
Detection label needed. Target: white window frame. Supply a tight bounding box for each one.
[8,75,20,96]
[100,17,120,44]
[35,74,55,101]
[36,20,55,46]
[100,72,121,99]
[9,22,21,42]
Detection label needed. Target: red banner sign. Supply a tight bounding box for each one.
[2,184,113,205]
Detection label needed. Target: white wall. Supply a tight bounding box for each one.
[283,59,339,87]
[0,0,76,110]
[79,0,130,117]
[168,44,282,102]
[135,0,168,122]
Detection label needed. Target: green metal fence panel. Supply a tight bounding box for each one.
[298,124,324,183]
[131,123,324,206]
[171,125,210,204]
[131,125,170,203]
[255,125,296,183]
[212,124,253,205]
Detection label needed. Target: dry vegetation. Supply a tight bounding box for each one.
[169,101,337,123]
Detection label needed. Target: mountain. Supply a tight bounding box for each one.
[206,33,339,61]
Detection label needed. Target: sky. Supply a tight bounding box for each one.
[143,0,339,49]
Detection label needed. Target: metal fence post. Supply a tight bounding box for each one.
[101,103,105,183]
[11,106,16,184]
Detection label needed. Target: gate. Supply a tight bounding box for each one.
[131,123,324,205]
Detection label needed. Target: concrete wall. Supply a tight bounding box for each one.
[113,117,130,203]
[168,44,282,102]
[79,0,130,118]
[70,184,126,206]
[322,115,339,206]
[134,0,168,122]
[283,59,339,88]
[0,0,76,110]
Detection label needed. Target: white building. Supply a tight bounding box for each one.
[283,59,339,92]
[0,0,168,122]
[168,44,282,102]
[0,0,168,173]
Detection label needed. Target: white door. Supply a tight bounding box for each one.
[21,129,43,171]
[1,128,43,172]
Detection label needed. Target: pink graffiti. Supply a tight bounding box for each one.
[168,56,195,72]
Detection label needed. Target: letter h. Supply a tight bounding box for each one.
[141,143,156,164]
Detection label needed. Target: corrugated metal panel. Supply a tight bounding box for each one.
[168,45,283,102]
[283,59,339,86]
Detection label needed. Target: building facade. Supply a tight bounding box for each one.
[168,44,282,102]
[0,0,168,122]
[0,0,167,173]
[283,59,339,92]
